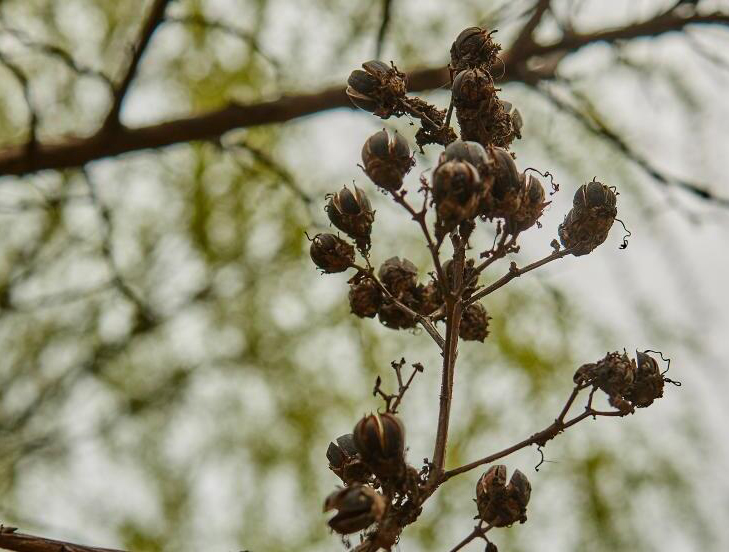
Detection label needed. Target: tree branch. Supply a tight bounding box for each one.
[0,526,127,552]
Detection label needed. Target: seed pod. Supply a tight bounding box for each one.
[575,351,635,412]
[476,465,530,527]
[326,185,375,251]
[416,281,441,316]
[442,258,478,294]
[353,412,406,478]
[626,351,665,408]
[348,278,382,319]
[506,173,547,234]
[432,159,482,238]
[450,26,501,72]
[480,147,522,218]
[459,302,490,342]
[327,433,372,485]
[310,233,355,273]
[452,68,493,109]
[439,140,492,180]
[346,60,406,115]
[378,297,417,330]
[378,256,418,297]
[500,100,523,142]
[324,484,386,534]
[361,130,414,192]
[573,180,617,214]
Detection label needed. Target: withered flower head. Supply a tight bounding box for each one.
[326,185,374,251]
[559,181,617,256]
[476,466,530,527]
[574,351,635,412]
[432,159,482,238]
[378,256,418,296]
[353,412,406,477]
[309,233,355,273]
[440,139,492,180]
[378,297,418,330]
[346,60,406,115]
[323,484,385,534]
[452,67,493,109]
[506,173,547,234]
[348,278,382,319]
[415,281,441,316]
[626,351,665,408]
[480,147,522,218]
[361,129,414,192]
[459,302,491,342]
[450,26,501,72]
[327,433,372,485]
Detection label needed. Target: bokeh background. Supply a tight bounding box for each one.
[0,1,728,551]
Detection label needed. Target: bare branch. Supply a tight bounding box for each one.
[0,525,127,552]
[375,0,394,58]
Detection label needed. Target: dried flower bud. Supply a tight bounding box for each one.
[348,278,382,318]
[416,281,441,316]
[324,484,385,534]
[327,434,372,485]
[500,100,523,142]
[378,256,418,296]
[626,351,665,408]
[440,140,492,181]
[450,26,501,72]
[480,147,522,218]
[505,173,547,234]
[346,60,406,116]
[361,130,414,192]
[353,412,406,478]
[476,465,530,527]
[310,233,355,273]
[432,159,482,238]
[326,185,374,251]
[574,351,635,412]
[459,302,491,342]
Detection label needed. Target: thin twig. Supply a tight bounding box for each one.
[448,523,493,552]
[375,0,394,58]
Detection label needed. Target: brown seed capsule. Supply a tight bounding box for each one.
[450,26,501,72]
[500,100,523,143]
[378,298,417,330]
[439,140,491,178]
[506,173,548,234]
[361,130,414,192]
[559,180,617,255]
[378,256,418,297]
[326,433,372,485]
[346,60,407,116]
[573,180,617,214]
[416,281,441,316]
[353,412,406,478]
[442,258,478,294]
[480,147,522,218]
[574,351,635,412]
[452,67,493,109]
[326,185,375,251]
[459,302,490,342]
[324,484,386,534]
[432,159,482,238]
[476,465,530,527]
[348,278,382,319]
[310,233,355,273]
[626,351,665,408]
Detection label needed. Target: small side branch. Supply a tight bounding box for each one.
[373,358,424,413]
[0,525,127,552]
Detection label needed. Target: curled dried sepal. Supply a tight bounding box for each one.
[327,433,372,485]
[476,465,530,527]
[326,185,374,251]
[459,302,491,342]
[450,26,501,72]
[480,147,522,219]
[559,180,617,256]
[432,159,482,239]
[353,412,406,478]
[505,173,548,234]
[349,278,382,318]
[626,351,666,408]
[378,256,418,297]
[361,130,414,192]
[574,351,635,412]
[346,60,407,117]
[324,484,386,534]
[440,140,492,179]
[309,233,355,273]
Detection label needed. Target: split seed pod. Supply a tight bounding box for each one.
[450,26,501,72]
[326,185,374,251]
[626,351,665,408]
[361,130,414,192]
[481,147,522,218]
[309,233,355,273]
[506,173,547,234]
[476,465,530,527]
[500,100,523,143]
[326,433,372,484]
[432,159,482,238]
[459,302,491,342]
[378,256,418,297]
[324,484,385,534]
[574,351,635,412]
[559,181,617,256]
[378,297,418,330]
[353,412,406,478]
[346,60,406,115]
[440,139,492,180]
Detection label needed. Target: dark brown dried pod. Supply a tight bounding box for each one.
[442,258,478,294]
[348,278,382,318]
[500,100,523,142]
[558,205,616,256]
[452,67,493,109]
[324,484,386,535]
[326,185,375,251]
[361,129,414,192]
[378,296,418,330]
[416,281,441,316]
[432,159,482,238]
[626,351,665,408]
[574,351,635,412]
[506,173,548,234]
[439,140,492,180]
[450,26,501,72]
[573,180,617,214]
[480,147,522,218]
[326,433,372,485]
[459,302,490,342]
[309,233,355,273]
[378,256,418,297]
[476,465,530,527]
[346,60,407,116]
[353,412,406,478]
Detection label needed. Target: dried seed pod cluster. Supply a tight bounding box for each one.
[312,23,663,550]
[476,465,531,527]
[574,350,671,410]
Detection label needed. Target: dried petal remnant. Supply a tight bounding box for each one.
[361,130,414,192]
[324,484,385,534]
